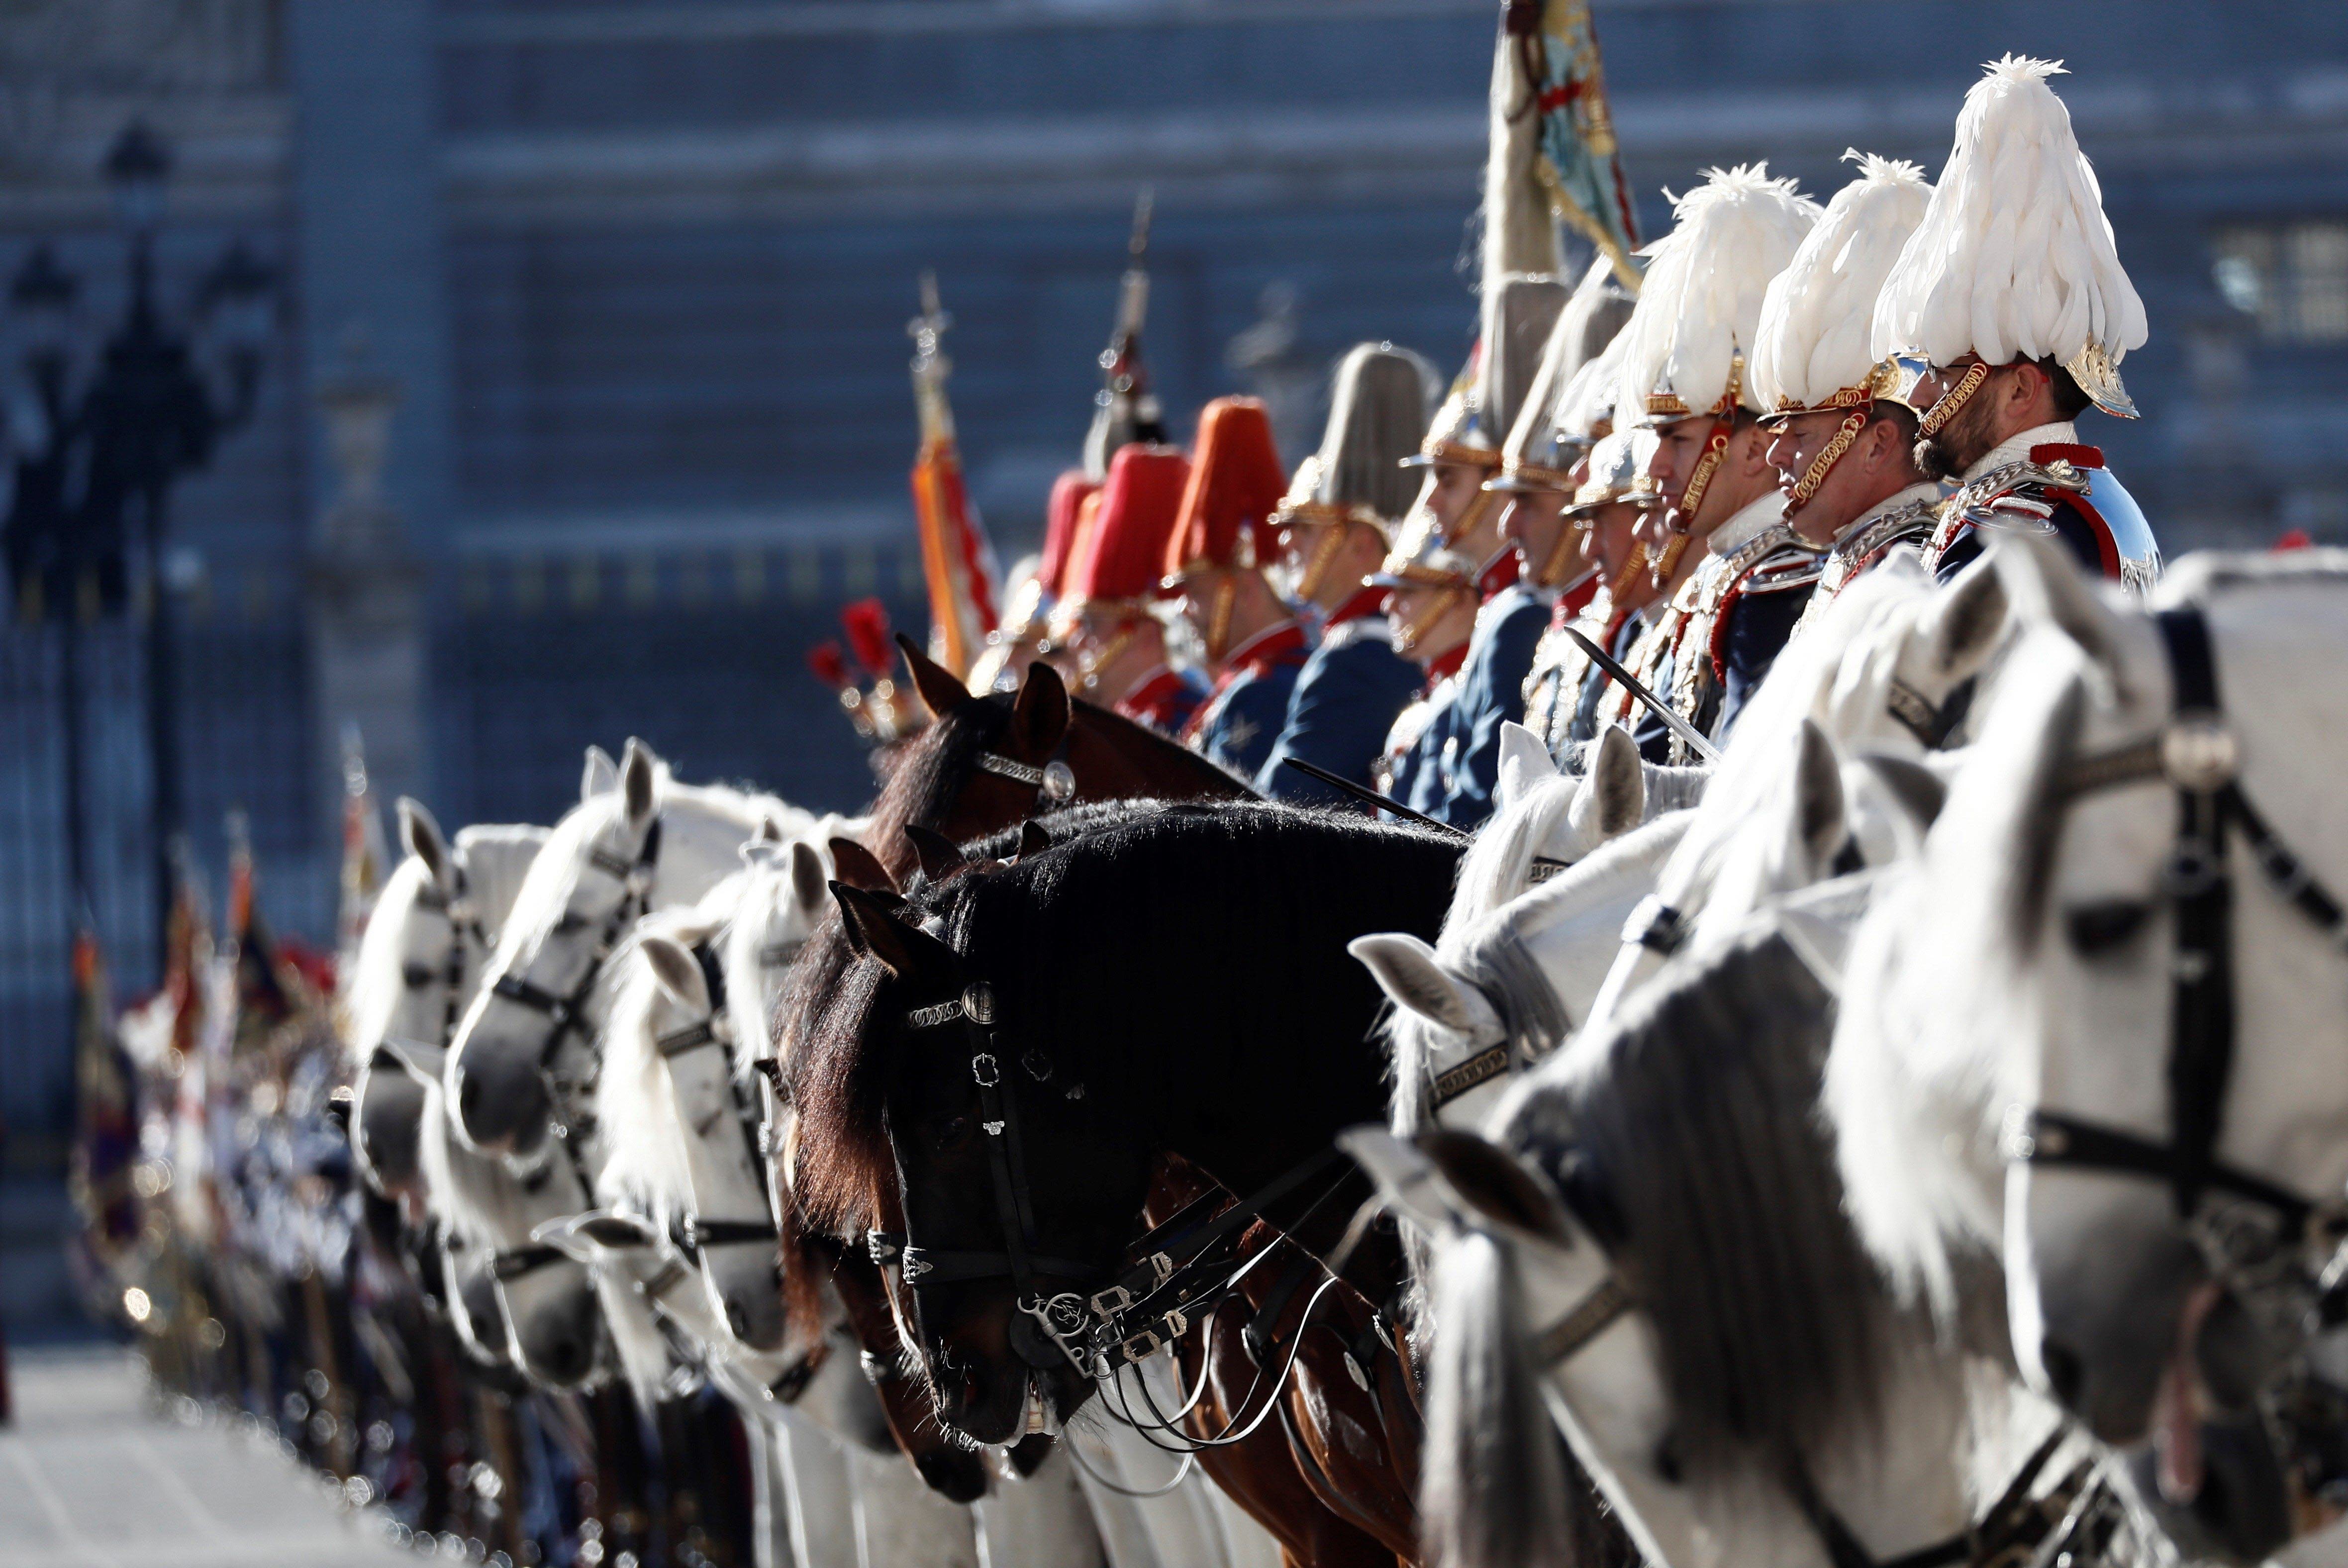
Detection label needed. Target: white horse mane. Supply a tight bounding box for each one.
[593,896,737,1228]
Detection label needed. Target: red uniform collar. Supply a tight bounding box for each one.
[1553,566,1600,620]
[1217,619,1308,682]
[1476,547,1522,601]
[1324,586,1387,629]
[1423,643,1468,686]
[2030,442,2104,470]
[1114,666,1188,722]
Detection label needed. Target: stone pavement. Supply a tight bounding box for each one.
[0,1344,412,1568]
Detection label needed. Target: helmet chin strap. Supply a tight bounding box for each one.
[1292,525,1338,603]
[1781,407,1873,523]
[1654,357,1743,588]
[1392,584,1467,657]
[1205,575,1237,666]
[1605,542,1652,606]
[1533,512,1582,589]
[1916,360,1990,440]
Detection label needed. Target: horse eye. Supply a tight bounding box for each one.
[2064,899,2152,957]
[400,963,437,989]
[934,1115,972,1151]
[552,909,589,935]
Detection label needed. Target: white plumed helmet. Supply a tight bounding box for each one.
[1612,164,1821,428]
[1870,56,2147,418]
[1752,152,1933,418]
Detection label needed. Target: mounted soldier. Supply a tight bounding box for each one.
[1871,56,2158,592]
[1049,442,1206,737]
[1604,165,1821,763]
[1163,397,1307,779]
[1521,427,1658,756]
[1382,273,1569,820]
[1257,342,1437,806]
[1746,154,1942,638]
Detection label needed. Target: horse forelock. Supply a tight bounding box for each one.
[1514,922,1892,1472]
[591,910,722,1227]
[865,694,1017,880]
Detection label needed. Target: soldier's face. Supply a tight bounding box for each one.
[1412,462,1489,541]
[1644,416,1715,532]
[1500,489,1573,583]
[1587,502,1643,578]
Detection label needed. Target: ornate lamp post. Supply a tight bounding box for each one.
[0,120,276,956]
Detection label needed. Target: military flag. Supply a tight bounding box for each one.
[1503,0,1643,291]
[907,273,1001,680]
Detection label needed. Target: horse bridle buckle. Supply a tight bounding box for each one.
[2161,714,2238,792]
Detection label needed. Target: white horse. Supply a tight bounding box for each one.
[342,801,546,1212]
[1353,901,2101,1568]
[1577,550,2003,1033]
[1834,541,2348,1560]
[446,736,807,1161]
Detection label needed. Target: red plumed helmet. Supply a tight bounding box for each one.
[839,599,895,678]
[1165,397,1285,580]
[1062,443,1191,607]
[1039,471,1098,597]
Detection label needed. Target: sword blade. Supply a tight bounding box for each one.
[1278,759,1469,838]
[1562,625,1724,764]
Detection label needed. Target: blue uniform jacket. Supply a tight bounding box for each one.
[1257,615,1423,806]
[1391,585,1550,830]
[1193,662,1303,783]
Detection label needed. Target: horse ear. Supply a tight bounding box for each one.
[1857,751,1947,834]
[1016,820,1052,862]
[640,935,708,1013]
[903,825,967,884]
[830,882,954,982]
[620,738,658,832]
[1793,720,1848,873]
[397,797,453,892]
[1575,724,1645,840]
[1920,553,2010,687]
[787,840,828,916]
[754,815,786,845]
[1338,1128,1571,1249]
[1496,722,1557,809]
[582,745,619,801]
[1006,660,1072,758]
[1993,536,2128,681]
[1348,933,1501,1042]
[828,838,896,895]
[899,633,974,719]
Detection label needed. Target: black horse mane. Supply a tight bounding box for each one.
[791,804,1460,1234]
[1504,919,1895,1474]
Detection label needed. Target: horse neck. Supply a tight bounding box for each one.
[650,788,765,908]
[1063,698,1252,803]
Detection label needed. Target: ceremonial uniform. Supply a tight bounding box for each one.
[1378,644,1470,813]
[1257,344,1436,805]
[1617,494,1816,763]
[1926,424,2159,592]
[1789,482,1942,638]
[1182,619,1309,780]
[1871,57,2159,594]
[1604,165,1821,763]
[1117,663,1210,738]
[1398,581,1550,826]
[1258,587,1422,805]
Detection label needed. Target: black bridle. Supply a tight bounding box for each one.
[654,936,779,1254]
[2005,604,2348,1244]
[407,861,488,1041]
[486,818,665,1091]
[870,977,1358,1382]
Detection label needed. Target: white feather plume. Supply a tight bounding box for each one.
[1870,56,2147,368]
[1751,152,1933,411]
[1612,165,1821,421]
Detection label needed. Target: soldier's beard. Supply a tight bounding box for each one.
[1912,389,2001,483]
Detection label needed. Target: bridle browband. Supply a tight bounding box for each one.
[2007,603,2348,1241]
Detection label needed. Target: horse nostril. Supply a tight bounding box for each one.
[2040,1335,2087,1409]
[726,1300,751,1340]
[456,1070,483,1127]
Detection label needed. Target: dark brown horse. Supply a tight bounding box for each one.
[795,807,1459,1564]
